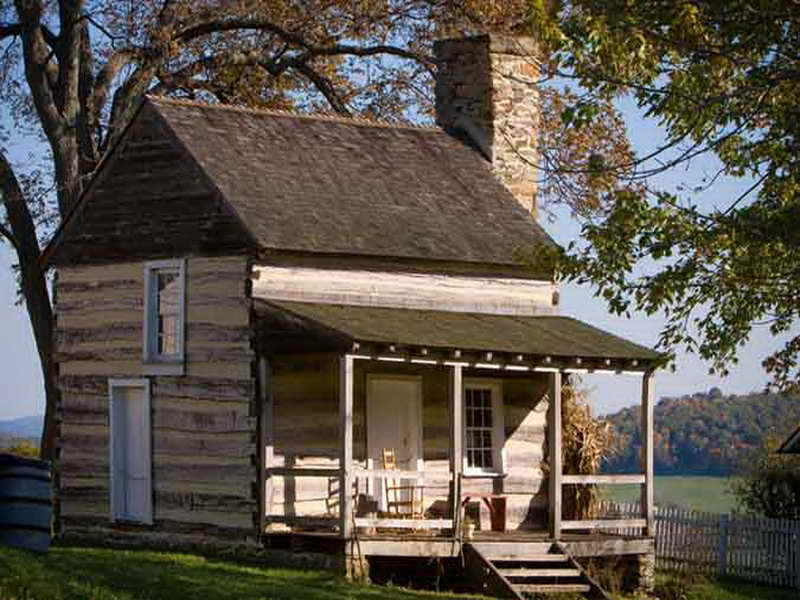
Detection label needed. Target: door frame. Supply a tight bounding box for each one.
[366,374,424,471]
[108,378,153,524]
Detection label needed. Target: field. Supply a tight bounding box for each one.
[602,475,736,513]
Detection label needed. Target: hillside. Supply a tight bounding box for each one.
[0,415,42,450]
[601,389,800,475]
[0,415,43,438]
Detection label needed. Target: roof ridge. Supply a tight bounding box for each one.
[146,95,441,132]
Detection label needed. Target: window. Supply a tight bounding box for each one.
[143,259,185,374]
[464,381,504,474]
[109,379,152,524]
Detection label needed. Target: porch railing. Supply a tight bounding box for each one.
[560,474,648,530]
[264,466,455,533]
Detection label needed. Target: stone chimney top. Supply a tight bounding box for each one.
[434,34,540,215]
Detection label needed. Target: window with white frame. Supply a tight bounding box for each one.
[143,259,185,372]
[464,381,504,474]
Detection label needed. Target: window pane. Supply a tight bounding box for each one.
[153,268,181,358]
[465,387,497,470]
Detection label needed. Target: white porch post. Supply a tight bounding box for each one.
[449,363,464,533]
[339,354,354,539]
[548,371,562,540]
[259,357,274,531]
[641,370,655,536]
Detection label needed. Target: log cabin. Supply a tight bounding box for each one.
[42,34,661,597]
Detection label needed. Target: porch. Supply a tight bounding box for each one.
[254,300,660,574]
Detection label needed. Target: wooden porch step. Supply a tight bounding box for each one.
[496,554,570,563]
[499,567,582,578]
[515,583,591,594]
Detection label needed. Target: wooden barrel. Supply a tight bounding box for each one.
[0,453,52,552]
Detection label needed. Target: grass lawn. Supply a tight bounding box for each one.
[654,575,800,600]
[1,544,794,600]
[602,476,736,513]
[0,545,486,600]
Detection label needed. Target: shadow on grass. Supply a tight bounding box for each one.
[711,576,799,600]
[1,546,481,600]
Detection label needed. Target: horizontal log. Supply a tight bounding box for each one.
[60,430,255,459]
[266,515,339,528]
[58,360,252,379]
[267,467,342,478]
[152,431,255,458]
[56,293,248,315]
[58,375,255,400]
[353,518,453,529]
[561,474,645,485]
[153,377,255,401]
[57,323,249,347]
[155,507,254,529]
[155,490,256,513]
[252,265,555,316]
[57,278,140,296]
[61,499,108,517]
[561,519,647,530]
[153,460,256,484]
[58,310,140,330]
[56,342,253,365]
[60,515,252,539]
[58,263,141,284]
[59,456,256,484]
[60,486,108,502]
[61,392,251,419]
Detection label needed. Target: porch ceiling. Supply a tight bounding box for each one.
[255,299,662,370]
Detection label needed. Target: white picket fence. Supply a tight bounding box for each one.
[601,501,800,588]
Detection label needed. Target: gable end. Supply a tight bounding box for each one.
[44,101,254,267]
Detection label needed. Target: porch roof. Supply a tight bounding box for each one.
[256,299,662,370]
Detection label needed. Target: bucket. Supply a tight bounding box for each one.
[0,453,53,552]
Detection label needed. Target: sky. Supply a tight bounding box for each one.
[0,98,792,421]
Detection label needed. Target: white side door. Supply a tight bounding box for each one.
[366,376,423,511]
[110,379,152,523]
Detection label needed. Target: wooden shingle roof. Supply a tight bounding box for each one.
[148,97,556,266]
[257,299,661,368]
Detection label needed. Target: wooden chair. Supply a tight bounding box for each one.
[381,448,424,519]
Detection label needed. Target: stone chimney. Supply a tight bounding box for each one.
[434,34,540,215]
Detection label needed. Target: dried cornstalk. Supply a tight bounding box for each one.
[543,381,616,520]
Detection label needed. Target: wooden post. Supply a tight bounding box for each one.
[641,370,655,537]
[258,357,274,531]
[717,513,730,576]
[449,363,463,535]
[794,520,800,590]
[339,354,354,539]
[548,371,562,540]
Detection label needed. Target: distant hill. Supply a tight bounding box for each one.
[0,415,43,440]
[601,389,800,476]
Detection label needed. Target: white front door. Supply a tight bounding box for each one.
[366,376,423,511]
[110,380,152,523]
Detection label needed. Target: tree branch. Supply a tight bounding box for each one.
[175,18,433,71]
[0,22,22,40]
[0,222,20,252]
[14,0,64,135]
[284,58,350,114]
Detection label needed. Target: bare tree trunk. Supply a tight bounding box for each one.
[1,152,58,460]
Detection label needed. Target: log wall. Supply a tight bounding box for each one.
[268,356,548,530]
[55,256,258,545]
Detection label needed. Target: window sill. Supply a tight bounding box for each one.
[142,360,185,376]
